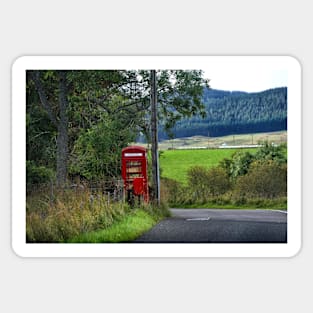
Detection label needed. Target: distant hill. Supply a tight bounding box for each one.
[158,87,287,139]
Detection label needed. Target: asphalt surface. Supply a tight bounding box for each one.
[135,208,287,243]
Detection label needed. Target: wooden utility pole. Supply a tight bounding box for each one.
[150,70,160,205]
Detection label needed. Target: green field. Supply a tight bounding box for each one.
[135,131,287,151]
[160,148,257,184]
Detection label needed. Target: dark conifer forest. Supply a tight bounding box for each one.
[158,87,287,139]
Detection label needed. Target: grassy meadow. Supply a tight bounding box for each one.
[157,141,287,210]
[159,148,257,184]
[137,131,287,184]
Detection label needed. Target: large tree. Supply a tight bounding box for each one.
[28,70,127,186]
[27,69,209,186]
[29,71,69,186]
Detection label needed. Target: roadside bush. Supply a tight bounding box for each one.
[187,166,231,202]
[219,151,254,179]
[254,141,287,164]
[219,142,287,181]
[233,160,287,199]
[26,161,54,187]
[206,167,232,196]
[161,177,184,205]
[187,166,211,202]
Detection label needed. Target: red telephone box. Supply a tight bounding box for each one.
[121,146,149,203]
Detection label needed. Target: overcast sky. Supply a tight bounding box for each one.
[201,57,288,93]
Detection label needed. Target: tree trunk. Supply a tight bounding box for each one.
[56,71,69,186]
[56,122,68,186]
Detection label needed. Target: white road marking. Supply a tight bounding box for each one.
[271,210,287,214]
[186,217,211,221]
[256,209,287,214]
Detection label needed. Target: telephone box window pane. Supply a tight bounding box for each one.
[126,161,142,177]
[126,161,141,167]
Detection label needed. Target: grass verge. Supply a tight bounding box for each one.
[170,198,287,211]
[67,209,159,243]
[27,186,170,243]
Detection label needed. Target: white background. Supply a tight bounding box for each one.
[1,0,311,312]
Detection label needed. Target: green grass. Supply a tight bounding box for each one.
[67,209,158,243]
[172,198,287,210]
[26,188,130,243]
[160,148,257,184]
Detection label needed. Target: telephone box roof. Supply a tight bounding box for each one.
[122,146,147,153]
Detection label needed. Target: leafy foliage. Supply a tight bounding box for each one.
[220,151,254,179]
[26,79,57,169]
[234,160,287,199]
[26,161,55,188]
[69,114,136,180]
[187,166,231,202]
[254,141,287,163]
[161,143,287,207]
[219,142,287,179]
[27,69,208,185]
[160,177,184,205]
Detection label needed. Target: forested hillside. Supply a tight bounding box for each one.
[158,87,287,139]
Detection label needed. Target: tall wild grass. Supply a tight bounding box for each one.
[26,187,129,243]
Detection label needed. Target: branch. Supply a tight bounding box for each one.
[30,71,59,128]
[111,98,150,115]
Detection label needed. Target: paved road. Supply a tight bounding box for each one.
[135,208,287,243]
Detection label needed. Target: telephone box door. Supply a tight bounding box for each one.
[121,146,149,202]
